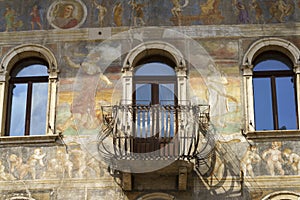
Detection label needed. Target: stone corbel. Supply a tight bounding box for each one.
[178,166,187,191]
[241,64,253,76]
[122,172,132,191]
[293,64,300,74]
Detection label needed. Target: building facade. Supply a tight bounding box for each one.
[0,0,300,199]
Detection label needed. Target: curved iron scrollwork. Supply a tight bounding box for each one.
[98,103,215,171]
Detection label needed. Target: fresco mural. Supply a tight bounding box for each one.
[47,0,87,29]
[2,139,300,182]
[0,0,300,32]
[0,141,107,181]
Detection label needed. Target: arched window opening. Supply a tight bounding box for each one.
[252,51,297,131]
[6,58,49,136]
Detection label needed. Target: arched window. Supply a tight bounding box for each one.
[0,44,58,138]
[6,59,49,136]
[253,51,297,130]
[242,38,300,134]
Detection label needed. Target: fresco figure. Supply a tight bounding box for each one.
[30,5,42,30]
[93,0,107,27]
[240,145,261,177]
[171,0,189,17]
[206,64,238,128]
[283,148,300,175]
[28,148,46,179]
[200,0,215,15]
[4,6,23,32]
[43,149,73,179]
[262,141,285,176]
[268,0,294,23]
[128,0,145,26]
[233,0,250,23]
[199,0,223,24]
[250,0,264,23]
[9,154,31,179]
[52,3,78,29]
[0,161,15,181]
[113,2,123,26]
[58,56,112,131]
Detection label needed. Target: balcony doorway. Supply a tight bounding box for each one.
[132,61,178,156]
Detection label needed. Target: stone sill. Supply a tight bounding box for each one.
[0,134,63,147]
[246,130,300,142]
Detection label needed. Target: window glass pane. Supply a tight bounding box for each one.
[9,84,27,136]
[159,84,175,105]
[276,77,297,130]
[16,64,48,77]
[30,83,48,135]
[135,84,151,105]
[254,60,290,71]
[253,78,274,130]
[160,84,175,137]
[135,62,175,76]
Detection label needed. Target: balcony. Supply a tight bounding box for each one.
[99,103,212,161]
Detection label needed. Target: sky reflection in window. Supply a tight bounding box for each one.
[253,58,297,130]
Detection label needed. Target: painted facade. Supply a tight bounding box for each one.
[0,0,300,199]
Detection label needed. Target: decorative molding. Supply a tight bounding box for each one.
[246,130,300,142]
[0,134,62,147]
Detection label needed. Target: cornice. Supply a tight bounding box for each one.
[0,23,300,45]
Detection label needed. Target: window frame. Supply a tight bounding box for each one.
[242,38,300,139]
[0,44,58,141]
[6,58,49,136]
[252,51,298,131]
[121,41,187,106]
[133,62,178,106]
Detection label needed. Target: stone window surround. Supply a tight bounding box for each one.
[261,190,300,200]
[137,192,175,200]
[242,37,300,140]
[121,41,187,105]
[0,44,59,144]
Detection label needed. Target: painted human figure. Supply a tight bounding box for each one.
[43,149,73,179]
[9,154,30,179]
[171,0,189,17]
[283,148,300,175]
[56,149,73,178]
[250,0,263,23]
[113,2,123,26]
[128,0,145,26]
[268,0,294,23]
[240,145,261,177]
[28,148,46,179]
[233,0,250,23]
[52,4,78,29]
[206,64,228,128]
[0,160,15,180]
[57,56,112,131]
[262,141,285,176]
[93,0,107,27]
[30,5,42,30]
[4,6,15,31]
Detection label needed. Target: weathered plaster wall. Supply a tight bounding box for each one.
[1,0,300,199]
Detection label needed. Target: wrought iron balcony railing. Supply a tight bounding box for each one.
[98,103,212,162]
